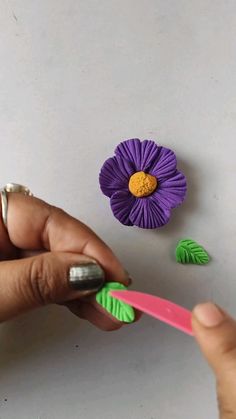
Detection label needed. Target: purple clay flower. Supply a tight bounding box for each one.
[99,139,187,229]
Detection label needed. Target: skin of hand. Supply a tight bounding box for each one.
[192,303,236,419]
[0,193,137,330]
[4,194,235,418]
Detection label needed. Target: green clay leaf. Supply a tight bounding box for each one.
[96,282,135,323]
[176,239,210,265]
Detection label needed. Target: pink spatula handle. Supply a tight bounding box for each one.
[110,290,193,336]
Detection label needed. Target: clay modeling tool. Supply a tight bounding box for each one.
[110,290,193,336]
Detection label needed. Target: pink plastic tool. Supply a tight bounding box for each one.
[110,290,193,336]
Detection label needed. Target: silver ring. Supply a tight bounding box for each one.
[0,189,8,228]
[0,183,33,229]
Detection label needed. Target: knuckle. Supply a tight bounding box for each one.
[217,391,236,418]
[221,342,236,358]
[29,255,59,305]
[50,206,67,218]
[218,340,236,370]
[217,378,236,419]
[41,205,69,248]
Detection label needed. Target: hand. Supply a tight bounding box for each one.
[192,303,236,418]
[0,192,132,330]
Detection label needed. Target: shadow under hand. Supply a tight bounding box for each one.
[0,306,81,379]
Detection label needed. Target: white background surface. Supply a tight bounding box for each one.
[0,1,236,418]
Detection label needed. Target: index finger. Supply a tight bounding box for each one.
[5,193,129,284]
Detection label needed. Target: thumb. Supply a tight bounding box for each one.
[0,252,105,322]
[192,302,236,418]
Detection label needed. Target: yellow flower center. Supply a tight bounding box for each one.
[128,171,158,197]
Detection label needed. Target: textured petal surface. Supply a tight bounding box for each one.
[96,282,135,323]
[149,147,177,181]
[99,155,133,198]
[154,171,187,209]
[110,190,136,226]
[176,239,210,265]
[115,139,160,172]
[129,196,171,228]
[100,139,186,229]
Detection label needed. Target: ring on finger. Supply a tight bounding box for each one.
[0,183,33,229]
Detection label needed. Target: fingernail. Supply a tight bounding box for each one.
[128,276,133,286]
[193,302,225,327]
[69,263,105,292]
[124,270,133,286]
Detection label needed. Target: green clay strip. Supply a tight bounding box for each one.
[96,282,135,323]
[176,239,210,265]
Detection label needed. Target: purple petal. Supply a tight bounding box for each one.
[110,190,136,226]
[99,156,133,198]
[129,196,171,229]
[154,171,187,209]
[149,147,177,181]
[140,140,161,171]
[115,139,160,172]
